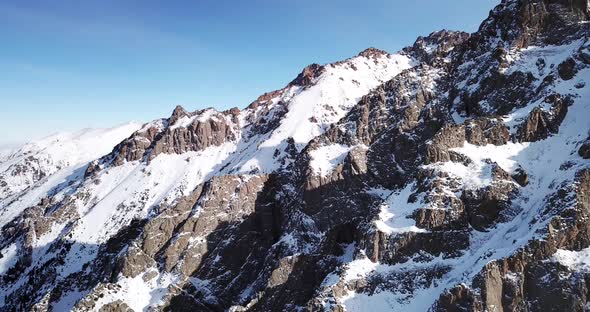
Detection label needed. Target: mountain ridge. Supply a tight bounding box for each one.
[2,0,590,311]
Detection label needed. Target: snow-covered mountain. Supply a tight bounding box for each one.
[0,123,141,228]
[2,0,590,311]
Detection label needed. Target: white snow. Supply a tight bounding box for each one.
[227,53,415,174]
[337,44,590,311]
[1,122,141,178]
[169,108,218,130]
[138,118,167,133]
[431,142,528,190]
[262,54,414,148]
[374,183,427,234]
[335,255,453,311]
[552,248,590,272]
[0,122,141,229]
[0,49,420,310]
[72,141,237,245]
[505,39,585,78]
[309,144,356,177]
[343,251,379,282]
[452,142,526,174]
[5,34,589,310]
[93,271,178,312]
[0,243,18,275]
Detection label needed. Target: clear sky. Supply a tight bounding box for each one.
[0,0,499,145]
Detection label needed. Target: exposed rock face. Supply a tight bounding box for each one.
[404,30,471,65]
[107,107,240,166]
[465,118,510,146]
[98,300,133,312]
[2,0,590,311]
[357,47,389,59]
[558,57,578,80]
[291,63,325,87]
[169,105,189,125]
[462,163,518,231]
[435,169,590,311]
[516,94,571,142]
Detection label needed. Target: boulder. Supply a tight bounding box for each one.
[558,57,578,80]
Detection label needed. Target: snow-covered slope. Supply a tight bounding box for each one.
[0,123,141,228]
[226,50,415,174]
[328,39,590,311]
[3,1,590,311]
[0,48,419,311]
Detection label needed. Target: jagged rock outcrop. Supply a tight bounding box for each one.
[291,64,325,87]
[434,169,590,311]
[107,107,240,166]
[462,163,518,231]
[404,30,470,65]
[516,94,571,142]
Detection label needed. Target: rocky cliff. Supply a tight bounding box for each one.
[2,0,590,311]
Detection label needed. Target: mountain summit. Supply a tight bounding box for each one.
[2,0,590,311]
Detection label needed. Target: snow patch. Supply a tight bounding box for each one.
[552,248,590,272]
[231,53,415,174]
[94,271,178,312]
[374,183,427,234]
[309,144,356,177]
[0,243,18,275]
[72,141,236,245]
[429,142,527,190]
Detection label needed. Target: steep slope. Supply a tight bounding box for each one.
[309,1,590,310]
[2,0,590,311]
[0,123,141,228]
[0,49,416,311]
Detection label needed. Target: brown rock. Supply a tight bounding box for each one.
[465,118,510,146]
[516,94,570,142]
[357,47,389,59]
[108,106,239,166]
[426,125,466,163]
[290,64,325,87]
[99,300,134,312]
[117,246,156,278]
[169,105,189,125]
[511,167,529,187]
[558,57,578,80]
[462,174,517,231]
[433,284,481,312]
[474,262,504,312]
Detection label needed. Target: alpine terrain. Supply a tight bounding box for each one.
[3,0,590,311]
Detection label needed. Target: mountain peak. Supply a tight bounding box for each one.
[289,63,325,87]
[473,0,590,50]
[404,29,470,61]
[358,47,390,58]
[169,105,189,124]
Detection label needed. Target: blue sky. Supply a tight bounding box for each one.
[0,0,498,145]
